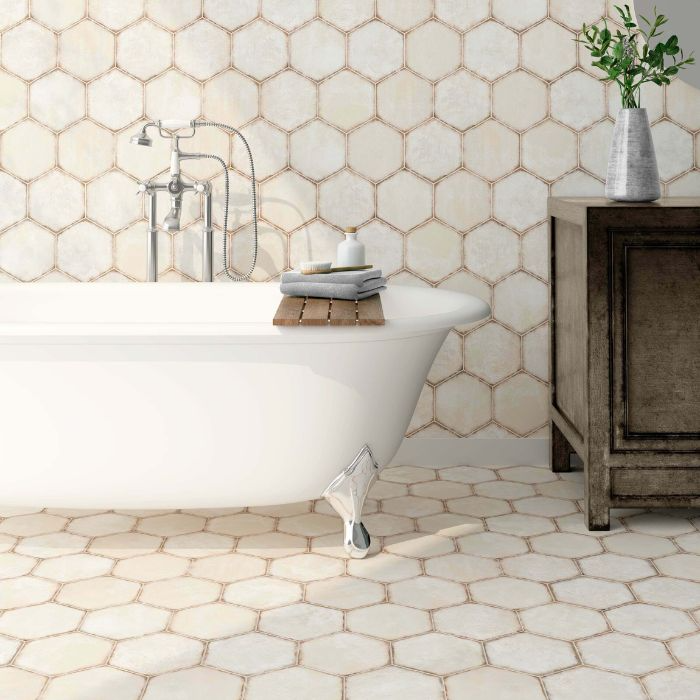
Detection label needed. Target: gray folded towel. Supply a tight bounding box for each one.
[281,269,382,285]
[281,278,386,301]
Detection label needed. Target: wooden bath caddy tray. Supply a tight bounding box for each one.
[273,295,385,326]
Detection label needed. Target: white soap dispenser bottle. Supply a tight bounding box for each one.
[337,226,365,267]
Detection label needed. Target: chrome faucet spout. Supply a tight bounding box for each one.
[163,199,182,232]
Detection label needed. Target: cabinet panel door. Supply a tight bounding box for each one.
[610,229,700,452]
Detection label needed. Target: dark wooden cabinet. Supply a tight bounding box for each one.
[548,198,700,530]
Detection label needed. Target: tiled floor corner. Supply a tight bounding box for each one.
[0,464,699,699]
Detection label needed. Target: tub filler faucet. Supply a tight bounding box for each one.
[131,119,259,282]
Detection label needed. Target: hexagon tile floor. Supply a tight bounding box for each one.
[0,465,699,700]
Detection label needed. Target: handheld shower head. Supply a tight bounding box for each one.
[130,126,153,147]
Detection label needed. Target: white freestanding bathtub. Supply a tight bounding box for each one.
[0,283,489,556]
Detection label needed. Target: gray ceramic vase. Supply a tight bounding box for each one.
[606,108,661,202]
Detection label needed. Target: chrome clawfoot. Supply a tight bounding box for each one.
[323,445,379,559]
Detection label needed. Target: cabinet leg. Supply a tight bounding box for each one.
[550,420,572,473]
[585,456,610,531]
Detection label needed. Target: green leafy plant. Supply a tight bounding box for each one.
[578,4,694,109]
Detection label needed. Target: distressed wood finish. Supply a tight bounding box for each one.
[549,198,700,530]
[273,295,385,326]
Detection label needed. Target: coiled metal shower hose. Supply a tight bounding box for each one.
[194,120,258,282]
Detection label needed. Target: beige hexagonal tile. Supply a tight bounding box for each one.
[289,120,345,183]
[58,121,114,182]
[146,0,199,30]
[116,20,172,80]
[260,602,343,641]
[522,20,576,80]
[348,122,403,182]
[57,576,139,610]
[494,172,548,233]
[447,667,545,700]
[206,631,295,675]
[0,635,19,664]
[465,225,519,284]
[406,220,461,281]
[407,120,461,182]
[407,20,460,81]
[502,552,578,583]
[645,667,700,700]
[29,171,84,234]
[112,632,203,674]
[464,21,518,81]
[320,70,374,131]
[670,634,700,670]
[545,667,645,700]
[2,20,56,80]
[358,220,403,275]
[435,0,488,30]
[231,119,286,180]
[261,170,316,232]
[80,602,169,640]
[552,71,607,131]
[0,552,35,579]
[0,603,83,640]
[493,72,547,132]
[448,495,510,518]
[146,70,200,123]
[189,553,265,583]
[377,70,432,132]
[604,532,677,558]
[493,0,547,29]
[608,602,695,640]
[494,272,549,333]
[289,20,345,82]
[236,531,307,558]
[31,0,84,30]
[436,72,489,135]
[0,576,58,610]
[397,631,483,675]
[0,71,27,130]
[523,121,577,182]
[377,0,431,31]
[140,577,220,609]
[389,575,466,609]
[652,120,694,181]
[204,0,258,30]
[0,667,45,700]
[171,602,256,640]
[15,532,88,559]
[306,576,385,609]
[175,20,229,81]
[531,532,602,558]
[320,0,373,30]
[475,480,536,500]
[515,496,578,518]
[580,120,614,180]
[89,0,142,29]
[348,553,422,583]
[1,121,55,181]
[553,577,633,609]
[0,221,53,282]
[347,602,431,640]
[486,513,555,537]
[580,552,655,582]
[16,632,111,675]
[0,513,66,538]
[232,19,287,81]
[112,553,187,582]
[89,70,143,130]
[464,322,520,386]
[86,171,140,233]
[487,632,577,674]
[29,71,84,132]
[632,576,700,610]
[348,21,402,83]
[521,602,607,641]
[579,631,673,675]
[470,576,551,609]
[436,374,492,435]
[318,169,374,229]
[223,575,302,609]
[550,0,606,28]
[522,324,549,383]
[378,171,432,233]
[270,553,344,582]
[67,513,134,538]
[262,71,316,131]
[60,20,113,80]
[138,513,204,537]
[499,466,558,484]
[301,632,389,675]
[115,223,171,281]
[203,70,258,127]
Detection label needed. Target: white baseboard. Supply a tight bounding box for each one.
[391,438,549,468]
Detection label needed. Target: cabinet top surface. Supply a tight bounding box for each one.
[549,197,700,208]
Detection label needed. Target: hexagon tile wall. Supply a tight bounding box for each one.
[1,0,699,439]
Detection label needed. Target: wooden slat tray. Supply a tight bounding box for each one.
[273,295,385,326]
